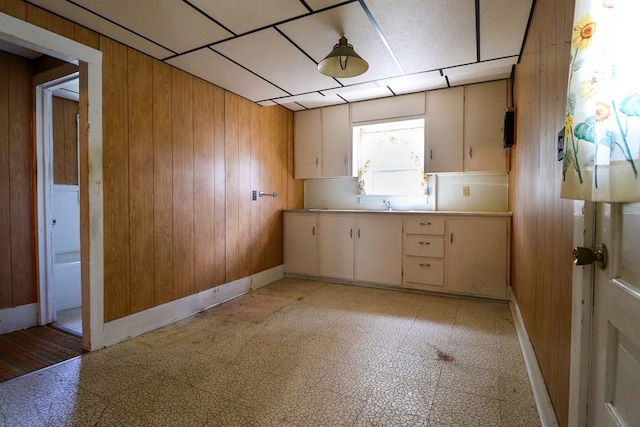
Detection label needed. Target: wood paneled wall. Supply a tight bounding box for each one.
[52,96,78,185]
[0,0,304,319]
[0,50,34,310]
[510,0,575,425]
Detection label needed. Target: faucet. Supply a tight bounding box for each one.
[383,199,392,210]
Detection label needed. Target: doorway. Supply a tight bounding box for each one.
[36,74,82,336]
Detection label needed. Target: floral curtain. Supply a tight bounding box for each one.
[562,0,640,201]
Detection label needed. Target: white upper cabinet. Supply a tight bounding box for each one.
[294,109,321,179]
[321,104,351,178]
[464,80,508,172]
[426,86,464,173]
[351,92,426,123]
[294,104,350,179]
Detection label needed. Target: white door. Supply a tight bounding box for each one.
[589,202,640,426]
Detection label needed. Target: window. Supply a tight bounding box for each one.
[353,118,426,196]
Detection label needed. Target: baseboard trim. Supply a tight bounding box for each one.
[102,266,284,348]
[509,288,559,427]
[0,303,38,334]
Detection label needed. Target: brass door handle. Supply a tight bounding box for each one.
[573,244,607,269]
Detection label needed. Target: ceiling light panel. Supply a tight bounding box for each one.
[188,0,309,35]
[278,2,403,85]
[72,0,233,54]
[364,0,477,73]
[26,0,174,59]
[213,28,338,95]
[166,48,288,102]
[479,0,534,61]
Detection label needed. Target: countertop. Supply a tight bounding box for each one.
[285,209,512,217]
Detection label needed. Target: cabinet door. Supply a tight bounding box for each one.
[355,216,402,286]
[322,104,350,177]
[317,215,355,280]
[284,213,317,275]
[351,92,426,123]
[426,86,464,172]
[464,80,508,172]
[294,109,321,179]
[446,218,508,298]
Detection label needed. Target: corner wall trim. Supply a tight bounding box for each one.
[509,288,559,427]
[102,266,284,348]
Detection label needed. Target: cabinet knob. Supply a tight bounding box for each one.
[419,222,432,226]
[419,241,431,245]
[312,226,316,236]
[419,263,431,267]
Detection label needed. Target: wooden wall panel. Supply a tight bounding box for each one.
[250,104,262,275]
[511,0,575,425]
[51,96,79,185]
[171,69,194,300]
[0,51,12,309]
[7,53,33,307]
[152,61,173,306]
[224,92,240,283]
[213,87,226,287]
[193,78,216,293]
[101,36,130,322]
[238,98,252,280]
[0,0,27,19]
[1,0,302,320]
[128,50,155,314]
[26,4,74,40]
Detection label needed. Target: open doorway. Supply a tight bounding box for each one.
[36,73,82,336]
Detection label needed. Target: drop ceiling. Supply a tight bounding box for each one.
[23,0,534,111]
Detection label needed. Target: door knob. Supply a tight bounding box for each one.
[573,244,607,269]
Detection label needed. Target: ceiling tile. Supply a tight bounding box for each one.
[278,2,403,85]
[274,100,307,111]
[278,93,346,109]
[257,100,277,107]
[189,0,309,35]
[305,0,353,11]
[480,0,533,61]
[166,48,288,102]
[213,28,337,95]
[376,72,448,95]
[72,0,233,54]
[336,86,393,103]
[444,57,517,86]
[26,0,174,59]
[364,0,477,73]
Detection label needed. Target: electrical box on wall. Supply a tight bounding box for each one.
[503,109,515,148]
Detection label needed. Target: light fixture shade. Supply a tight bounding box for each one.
[318,36,368,78]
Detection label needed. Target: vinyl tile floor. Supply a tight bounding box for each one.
[0,278,540,426]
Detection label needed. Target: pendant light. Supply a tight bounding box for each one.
[318,35,368,78]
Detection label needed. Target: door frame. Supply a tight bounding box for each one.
[568,200,596,426]
[35,71,79,326]
[0,12,104,350]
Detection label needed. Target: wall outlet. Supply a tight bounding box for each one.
[462,186,470,197]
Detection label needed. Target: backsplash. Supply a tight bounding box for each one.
[304,172,508,212]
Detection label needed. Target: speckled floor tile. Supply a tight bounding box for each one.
[0,279,539,427]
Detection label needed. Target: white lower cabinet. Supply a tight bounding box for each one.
[317,214,354,280]
[284,213,317,275]
[355,215,403,286]
[285,211,510,300]
[446,218,508,299]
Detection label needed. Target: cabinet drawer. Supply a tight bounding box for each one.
[404,217,445,235]
[405,236,444,258]
[404,257,444,287]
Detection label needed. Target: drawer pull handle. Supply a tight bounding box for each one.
[419,241,431,245]
[419,263,431,267]
[419,222,432,226]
